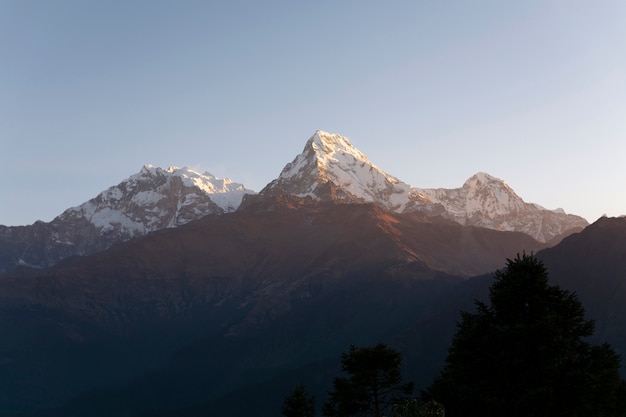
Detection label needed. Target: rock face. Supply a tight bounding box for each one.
[262,131,588,242]
[0,165,255,272]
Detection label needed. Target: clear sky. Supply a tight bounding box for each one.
[2,1,625,226]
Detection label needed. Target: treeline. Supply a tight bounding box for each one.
[282,254,626,417]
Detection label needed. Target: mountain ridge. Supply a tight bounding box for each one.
[0,130,587,273]
[261,130,588,242]
[0,166,254,272]
[419,171,587,242]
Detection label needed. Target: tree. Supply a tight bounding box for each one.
[425,253,626,417]
[322,343,413,417]
[391,398,444,417]
[282,384,316,417]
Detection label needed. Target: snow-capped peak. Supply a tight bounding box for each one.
[0,165,257,271]
[60,165,256,237]
[422,172,521,214]
[463,172,508,188]
[261,131,432,212]
[262,131,588,243]
[135,165,252,211]
[420,171,588,242]
[309,130,370,163]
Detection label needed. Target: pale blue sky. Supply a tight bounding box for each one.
[2,1,625,226]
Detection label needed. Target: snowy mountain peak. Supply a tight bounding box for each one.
[263,131,588,243]
[464,172,508,187]
[57,165,255,241]
[131,165,252,211]
[308,130,369,162]
[0,131,591,273]
[459,172,523,215]
[261,131,433,212]
[420,172,588,242]
[0,165,257,272]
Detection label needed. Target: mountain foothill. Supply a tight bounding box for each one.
[0,131,623,417]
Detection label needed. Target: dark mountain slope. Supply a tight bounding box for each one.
[131,216,626,417]
[2,196,543,317]
[32,271,459,417]
[538,216,626,353]
[0,197,543,415]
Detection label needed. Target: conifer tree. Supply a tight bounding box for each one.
[323,343,413,417]
[282,384,316,417]
[425,253,626,417]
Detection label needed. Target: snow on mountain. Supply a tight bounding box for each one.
[0,131,589,274]
[60,165,255,236]
[262,131,588,243]
[419,173,588,242]
[420,172,527,226]
[261,130,436,213]
[0,166,255,272]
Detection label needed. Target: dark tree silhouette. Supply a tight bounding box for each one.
[323,343,413,417]
[425,253,626,417]
[391,398,444,417]
[282,384,316,417]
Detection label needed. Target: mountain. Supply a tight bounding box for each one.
[2,212,622,417]
[145,216,626,417]
[261,130,588,242]
[0,131,587,275]
[538,216,626,351]
[0,165,254,273]
[0,197,545,416]
[0,131,613,416]
[420,172,588,243]
[260,131,437,214]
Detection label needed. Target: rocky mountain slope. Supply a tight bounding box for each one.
[0,165,254,272]
[261,130,588,242]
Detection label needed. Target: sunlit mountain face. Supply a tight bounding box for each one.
[0,166,255,273]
